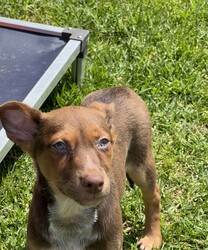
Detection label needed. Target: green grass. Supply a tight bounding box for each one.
[0,0,208,249]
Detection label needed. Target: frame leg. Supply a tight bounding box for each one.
[72,46,88,84]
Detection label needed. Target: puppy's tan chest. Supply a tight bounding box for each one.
[50,241,85,250]
[48,222,99,250]
[48,196,99,249]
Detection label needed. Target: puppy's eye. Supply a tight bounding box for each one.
[98,138,110,150]
[52,141,68,152]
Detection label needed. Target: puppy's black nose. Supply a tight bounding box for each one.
[81,174,104,194]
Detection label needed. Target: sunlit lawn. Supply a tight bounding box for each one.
[0,0,207,249]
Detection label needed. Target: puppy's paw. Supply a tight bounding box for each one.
[137,234,162,250]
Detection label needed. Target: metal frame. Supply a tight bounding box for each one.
[0,17,89,163]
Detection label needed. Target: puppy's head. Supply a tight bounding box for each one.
[0,101,116,207]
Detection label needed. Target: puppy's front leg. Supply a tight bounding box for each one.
[87,204,123,250]
[127,154,162,250]
[138,183,162,250]
[87,239,123,250]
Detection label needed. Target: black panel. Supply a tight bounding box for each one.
[0,27,67,130]
[0,27,67,104]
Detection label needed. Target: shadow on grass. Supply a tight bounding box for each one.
[123,219,144,249]
[0,145,23,183]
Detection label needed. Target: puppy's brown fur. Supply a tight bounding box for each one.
[0,87,162,250]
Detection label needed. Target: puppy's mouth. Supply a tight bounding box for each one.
[58,186,110,208]
[76,197,103,207]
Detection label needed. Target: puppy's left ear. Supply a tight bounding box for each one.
[89,102,115,128]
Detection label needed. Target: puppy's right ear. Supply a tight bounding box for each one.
[0,101,41,153]
[88,102,115,128]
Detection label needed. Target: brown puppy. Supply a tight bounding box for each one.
[0,87,162,250]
